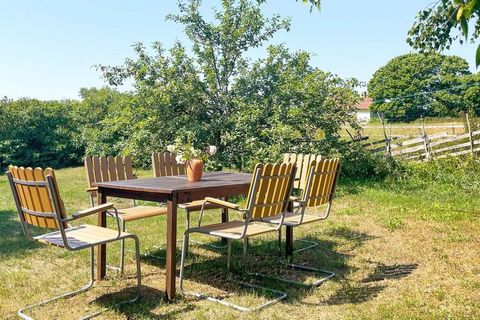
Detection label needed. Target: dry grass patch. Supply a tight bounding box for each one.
[0,167,478,319]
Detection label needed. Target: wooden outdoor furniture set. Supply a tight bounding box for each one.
[7,151,340,318]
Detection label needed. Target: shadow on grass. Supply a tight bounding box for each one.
[0,209,41,258]
[322,283,386,305]
[324,225,377,250]
[94,285,195,319]
[168,235,356,306]
[361,262,418,283]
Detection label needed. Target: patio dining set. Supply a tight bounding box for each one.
[7,152,340,319]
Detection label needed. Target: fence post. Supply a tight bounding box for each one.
[377,112,391,156]
[466,113,474,158]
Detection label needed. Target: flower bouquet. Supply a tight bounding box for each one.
[167,135,217,182]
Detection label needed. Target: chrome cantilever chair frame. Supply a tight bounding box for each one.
[260,159,341,288]
[179,164,296,312]
[7,170,141,320]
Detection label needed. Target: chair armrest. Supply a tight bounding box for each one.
[204,197,240,210]
[71,203,114,220]
[86,187,98,193]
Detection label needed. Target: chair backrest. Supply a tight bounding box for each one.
[245,163,296,220]
[84,155,135,198]
[302,158,340,208]
[151,152,186,177]
[7,166,66,234]
[283,153,322,190]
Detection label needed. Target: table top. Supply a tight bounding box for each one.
[95,171,252,194]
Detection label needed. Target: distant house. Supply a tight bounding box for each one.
[355,93,373,122]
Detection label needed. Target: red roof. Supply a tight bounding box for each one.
[355,97,372,110]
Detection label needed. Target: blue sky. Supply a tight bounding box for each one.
[0,0,477,100]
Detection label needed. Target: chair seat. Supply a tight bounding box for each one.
[34,225,130,249]
[117,205,167,221]
[262,213,323,226]
[190,220,277,239]
[178,200,221,211]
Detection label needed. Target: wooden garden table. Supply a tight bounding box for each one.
[94,171,253,301]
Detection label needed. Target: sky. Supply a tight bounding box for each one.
[0,0,477,100]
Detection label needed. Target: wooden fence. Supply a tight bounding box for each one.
[362,116,479,161]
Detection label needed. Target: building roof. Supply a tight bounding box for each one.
[355,97,373,110]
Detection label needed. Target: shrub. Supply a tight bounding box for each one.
[0,98,84,169]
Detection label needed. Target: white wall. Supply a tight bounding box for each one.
[356,110,371,123]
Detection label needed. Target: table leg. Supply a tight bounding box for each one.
[285,200,294,258]
[166,195,178,301]
[221,199,229,245]
[97,190,107,280]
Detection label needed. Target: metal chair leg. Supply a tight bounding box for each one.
[179,234,287,313]
[18,243,142,320]
[18,247,95,320]
[250,236,335,288]
[120,219,126,276]
[293,239,319,254]
[82,236,142,320]
[187,208,227,251]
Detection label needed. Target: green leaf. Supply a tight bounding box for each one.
[456,4,464,21]
[476,44,480,68]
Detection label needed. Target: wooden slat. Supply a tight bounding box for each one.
[100,156,109,182]
[264,163,280,217]
[178,159,186,175]
[92,156,102,182]
[10,167,31,225]
[107,156,118,181]
[84,157,95,189]
[401,132,449,147]
[158,153,166,177]
[275,162,291,214]
[295,154,304,186]
[437,145,480,158]
[124,156,134,180]
[152,153,160,177]
[313,159,329,207]
[300,154,312,191]
[255,163,273,219]
[165,153,172,176]
[116,156,126,180]
[25,167,48,228]
[171,153,179,176]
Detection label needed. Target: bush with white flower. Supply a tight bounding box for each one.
[166,132,217,163]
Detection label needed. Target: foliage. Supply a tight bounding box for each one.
[368,53,476,121]
[167,130,217,163]
[405,155,480,193]
[0,98,84,169]
[96,0,363,172]
[407,0,480,67]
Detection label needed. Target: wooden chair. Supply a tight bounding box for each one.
[263,158,341,287]
[283,152,322,252]
[85,155,167,274]
[179,163,296,312]
[152,152,224,248]
[7,166,141,319]
[283,153,322,190]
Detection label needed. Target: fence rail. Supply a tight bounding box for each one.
[362,117,479,161]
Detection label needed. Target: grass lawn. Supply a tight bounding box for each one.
[0,166,479,319]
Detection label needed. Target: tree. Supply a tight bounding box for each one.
[368,53,472,121]
[95,0,361,170]
[408,0,480,67]
[229,45,360,169]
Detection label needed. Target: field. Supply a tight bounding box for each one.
[0,166,479,319]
